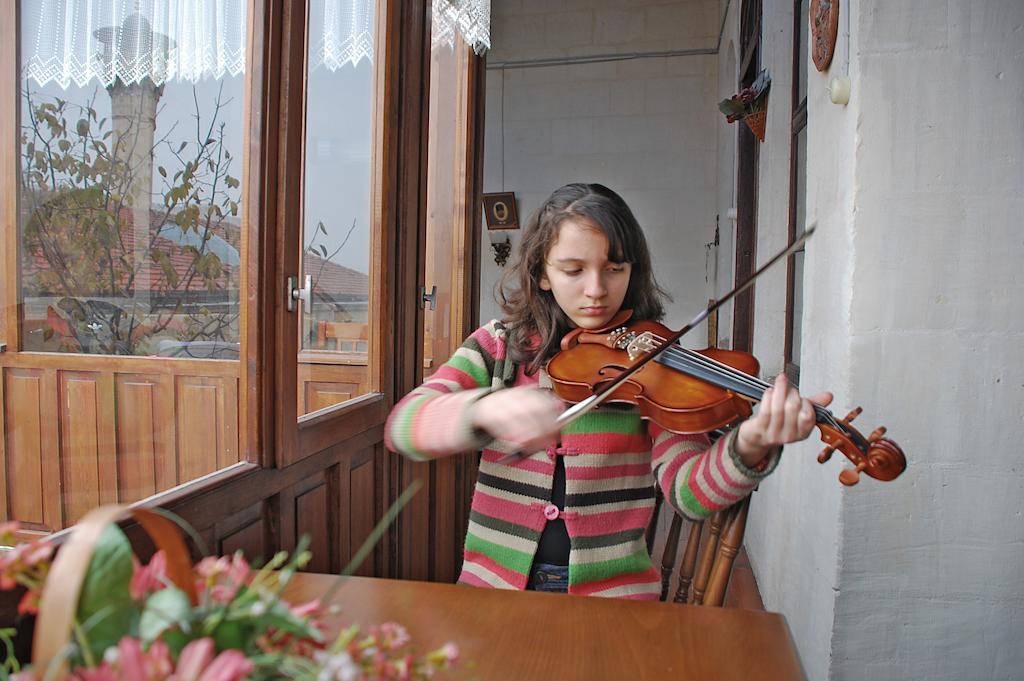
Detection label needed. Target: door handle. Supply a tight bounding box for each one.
[421,285,437,311]
[287,275,312,312]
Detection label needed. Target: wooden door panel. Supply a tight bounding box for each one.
[59,372,111,524]
[115,375,162,503]
[340,446,381,578]
[295,478,331,574]
[219,502,268,563]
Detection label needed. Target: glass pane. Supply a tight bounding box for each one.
[297,0,377,416]
[789,127,807,367]
[7,1,247,532]
[798,0,809,104]
[423,35,471,378]
[791,250,805,364]
[795,126,807,236]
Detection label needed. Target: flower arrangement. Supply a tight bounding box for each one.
[718,69,772,142]
[0,489,457,680]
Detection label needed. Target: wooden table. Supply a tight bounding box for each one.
[283,574,804,680]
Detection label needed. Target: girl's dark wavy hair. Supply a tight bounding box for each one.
[497,183,670,375]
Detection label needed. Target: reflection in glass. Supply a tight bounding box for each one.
[4,1,247,531]
[298,0,377,416]
[20,4,245,359]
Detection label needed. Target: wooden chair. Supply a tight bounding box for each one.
[643,299,756,607]
[647,488,753,606]
[316,321,368,353]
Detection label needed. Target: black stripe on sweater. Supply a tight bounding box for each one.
[477,471,551,500]
[572,526,647,550]
[565,485,656,507]
[462,335,496,378]
[469,510,543,541]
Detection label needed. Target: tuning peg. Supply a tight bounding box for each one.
[841,407,862,424]
[839,461,867,486]
[817,445,836,464]
[867,426,887,442]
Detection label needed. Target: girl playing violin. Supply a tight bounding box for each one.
[385,183,832,597]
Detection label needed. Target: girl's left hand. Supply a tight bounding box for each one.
[735,374,833,468]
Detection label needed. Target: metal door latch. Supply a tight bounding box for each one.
[287,275,311,312]
[421,285,437,310]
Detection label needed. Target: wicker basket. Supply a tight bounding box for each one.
[743,109,767,142]
[31,505,197,680]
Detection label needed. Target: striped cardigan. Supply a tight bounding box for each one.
[384,321,778,599]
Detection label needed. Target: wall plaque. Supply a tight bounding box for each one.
[811,0,839,72]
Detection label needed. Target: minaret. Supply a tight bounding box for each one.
[94,10,172,313]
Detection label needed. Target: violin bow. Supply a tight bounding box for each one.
[555,225,816,429]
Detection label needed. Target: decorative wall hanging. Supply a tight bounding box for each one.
[432,0,491,55]
[718,69,772,143]
[482,192,518,267]
[810,0,840,72]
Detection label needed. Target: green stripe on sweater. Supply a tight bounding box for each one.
[570,549,652,585]
[389,394,433,460]
[675,471,712,519]
[561,409,644,436]
[464,530,533,576]
[447,353,491,388]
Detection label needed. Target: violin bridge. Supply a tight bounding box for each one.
[608,327,659,361]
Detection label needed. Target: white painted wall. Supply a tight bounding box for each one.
[480,0,723,342]
[482,0,1024,678]
[739,0,1024,679]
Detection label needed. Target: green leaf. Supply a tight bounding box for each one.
[76,525,139,661]
[212,619,247,651]
[139,587,192,644]
[718,98,746,117]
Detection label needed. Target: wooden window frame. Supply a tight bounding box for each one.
[0,0,418,536]
[784,0,809,384]
[732,0,762,353]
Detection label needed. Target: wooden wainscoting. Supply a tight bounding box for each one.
[0,353,239,533]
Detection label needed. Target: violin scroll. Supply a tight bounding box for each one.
[816,406,906,486]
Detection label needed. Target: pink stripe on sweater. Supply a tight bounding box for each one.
[469,325,504,359]
[481,451,554,476]
[428,364,486,391]
[410,392,475,455]
[566,462,651,481]
[713,443,753,494]
[457,571,492,589]
[569,506,652,536]
[472,490,547,531]
[463,550,529,584]
[563,432,650,454]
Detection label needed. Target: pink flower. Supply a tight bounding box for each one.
[17,589,41,615]
[197,650,253,681]
[437,642,459,665]
[169,637,253,681]
[68,637,173,681]
[169,637,215,681]
[195,553,251,604]
[374,622,411,650]
[132,550,170,600]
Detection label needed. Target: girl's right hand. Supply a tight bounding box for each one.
[470,387,566,453]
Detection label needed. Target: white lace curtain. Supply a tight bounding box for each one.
[432,0,490,55]
[24,0,489,89]
[23,0,377,89]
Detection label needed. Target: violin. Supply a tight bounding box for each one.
[546,310,906,486]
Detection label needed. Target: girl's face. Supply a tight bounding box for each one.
[539,218,632,329]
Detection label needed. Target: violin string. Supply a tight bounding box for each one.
[647,334,844,430]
